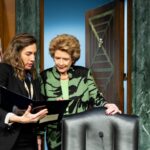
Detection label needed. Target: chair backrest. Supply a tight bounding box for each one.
[61,107,139,150]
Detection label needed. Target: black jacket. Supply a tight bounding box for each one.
[0,63,42,150]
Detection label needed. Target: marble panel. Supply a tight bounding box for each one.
[16,0,40,73]
[132,0,150,149]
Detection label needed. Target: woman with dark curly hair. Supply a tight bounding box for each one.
[0,33,48,150]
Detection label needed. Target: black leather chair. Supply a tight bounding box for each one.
[61,107,139,150]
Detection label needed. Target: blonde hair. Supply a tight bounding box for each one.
[3,33,37,80]
[49,34,80,64]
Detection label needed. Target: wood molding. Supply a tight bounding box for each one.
[0,0,15,51]
[0,1,3,50]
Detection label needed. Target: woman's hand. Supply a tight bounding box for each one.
[20,105,48,123]
[9,105,48,124]
[104,103,122,115]
[56,97,64,101]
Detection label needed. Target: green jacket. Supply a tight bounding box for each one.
[40,65,107,149]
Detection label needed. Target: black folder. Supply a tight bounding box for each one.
[0,86,70,123]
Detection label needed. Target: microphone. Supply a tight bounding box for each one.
[99,131,105,150]
[99,131,104,138]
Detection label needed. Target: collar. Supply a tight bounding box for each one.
[52,66,75,79]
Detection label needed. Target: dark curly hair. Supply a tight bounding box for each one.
[2,33,37,80]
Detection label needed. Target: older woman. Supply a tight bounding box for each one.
[0,33,48,150]
[40,34,121,150]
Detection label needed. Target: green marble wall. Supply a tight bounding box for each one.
[132,0,150,150]
[16,0,41,73]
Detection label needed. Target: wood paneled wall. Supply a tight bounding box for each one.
[0,0,15,51]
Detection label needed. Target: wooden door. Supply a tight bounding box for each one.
[86,1,124,111]
[0,0,16,52]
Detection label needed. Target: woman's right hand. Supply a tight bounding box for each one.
[9,105,48,124]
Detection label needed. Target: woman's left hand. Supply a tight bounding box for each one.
[104,103,122,115]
